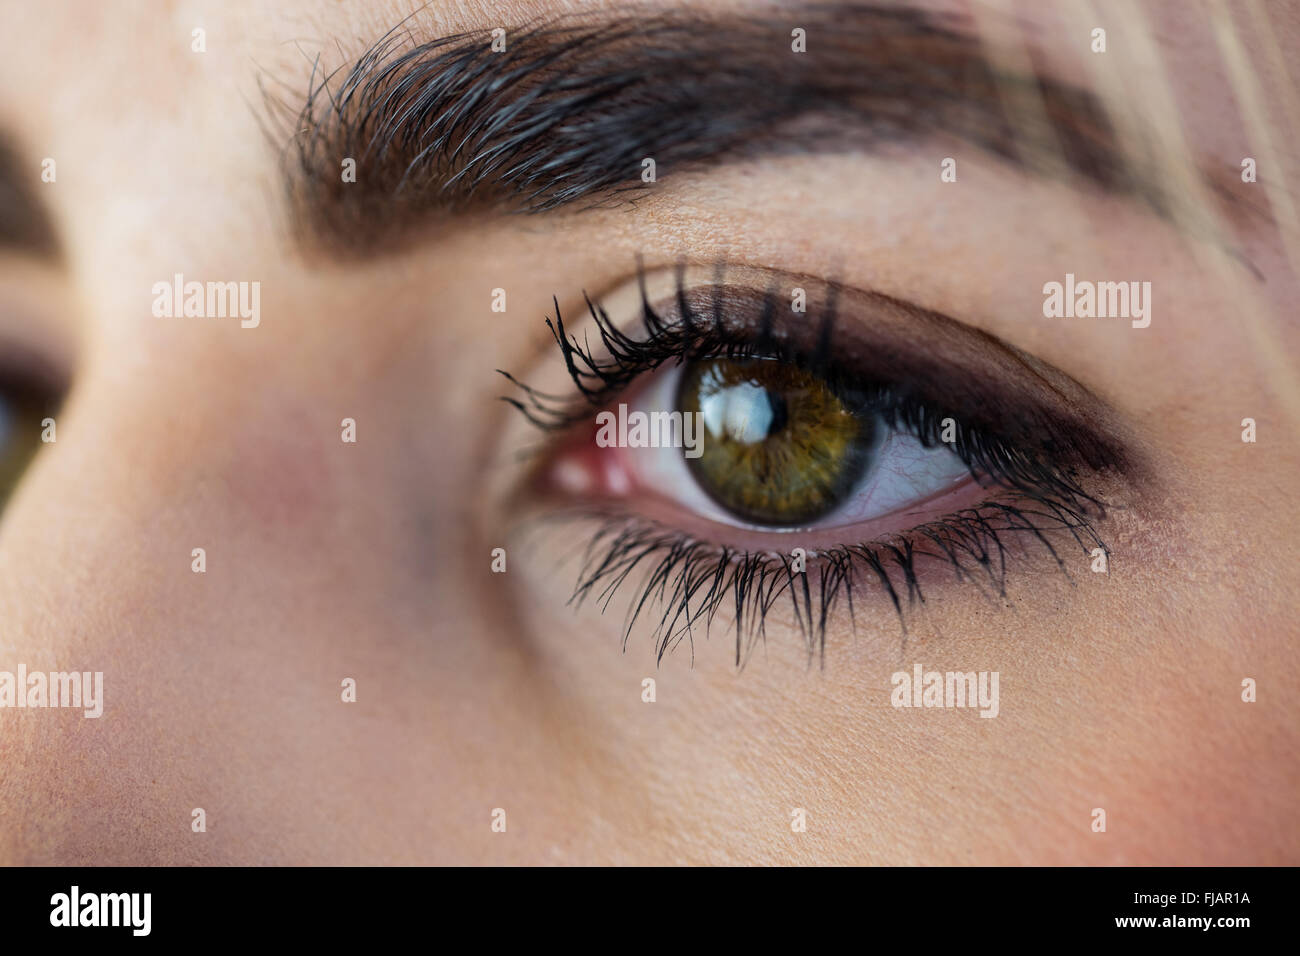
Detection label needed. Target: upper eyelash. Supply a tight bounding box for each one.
[500,264,1109,508]
[499,263,1120,665]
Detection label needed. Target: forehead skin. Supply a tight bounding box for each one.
[0,0,1295,865]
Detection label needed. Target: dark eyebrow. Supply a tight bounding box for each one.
[279,4,1160,258]
[0,134,61,262]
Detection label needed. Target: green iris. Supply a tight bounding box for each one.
[678,358,877,526]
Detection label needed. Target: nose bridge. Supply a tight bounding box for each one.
[0,360,207,860]
[0,334,306,667]
[0,210,489,665]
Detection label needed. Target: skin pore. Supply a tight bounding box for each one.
[0,0,1295,864]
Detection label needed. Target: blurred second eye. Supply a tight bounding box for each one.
[0,386,53,510]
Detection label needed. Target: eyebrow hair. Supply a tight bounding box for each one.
[279,3,1160,257]
[0,134,60,261]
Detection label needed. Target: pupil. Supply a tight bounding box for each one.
[767,392,789,435]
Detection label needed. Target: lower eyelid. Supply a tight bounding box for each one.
[514,483,1111,663]
[513,390,1119,656]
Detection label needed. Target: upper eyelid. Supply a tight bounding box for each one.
[504,263,1139,483]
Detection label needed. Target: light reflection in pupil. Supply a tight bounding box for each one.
[697,366,788,445]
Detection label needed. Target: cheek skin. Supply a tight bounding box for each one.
[502,448,1295,865]
[218,398,339,533]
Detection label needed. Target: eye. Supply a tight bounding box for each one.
[0,378,58,512]
[624,357,970,531]
[502,262,1132,656]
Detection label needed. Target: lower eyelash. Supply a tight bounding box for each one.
[527,487,1109,668]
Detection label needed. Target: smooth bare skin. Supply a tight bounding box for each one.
[0,0,1296,865]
